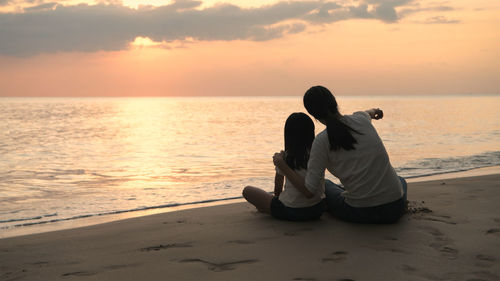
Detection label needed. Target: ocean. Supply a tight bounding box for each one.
[1,96,499,236]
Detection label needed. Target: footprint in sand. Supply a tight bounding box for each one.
[420,225,444,237]
[103,264,139,270]
[468,270,500,281]
[179,258,259,272]
[363,244,407,254]
[413,212,458,225]
[485,228,500,237]
[2,269,28,280]
[61,264,137,278]
[140,242,192,252]
[475,254,496,268]
[31,261,49,267]
[61,271,97,277]
[441,246,459,257]
[322,251,348,263]
[388,248,406,253]
[476,255,496,262]
[400,264,417,273]
[428,243,459,259]
[399,265,444,281]
[420,226,458,259]
[227,240,255,245]
[162,219,186,225]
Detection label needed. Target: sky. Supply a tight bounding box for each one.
[0,0,499,97]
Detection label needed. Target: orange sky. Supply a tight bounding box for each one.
[0,0,499,96]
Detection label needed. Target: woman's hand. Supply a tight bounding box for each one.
[273,151,286,167]
[366,108,383,120]
[373,108,383,120]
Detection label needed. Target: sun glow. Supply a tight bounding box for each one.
[121,0,173,9]
[131,36,164,48]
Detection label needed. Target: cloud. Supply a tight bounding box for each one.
[1,0,46,7]
[283,0,422,24]
[23,2,56,11]
[398,3,454,17]
[0,0,456,56]
[419,15,459,24]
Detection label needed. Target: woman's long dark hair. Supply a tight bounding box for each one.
[303,86,360,151]
[284,112,315,170]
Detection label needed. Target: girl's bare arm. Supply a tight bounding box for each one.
[274,173,284,196]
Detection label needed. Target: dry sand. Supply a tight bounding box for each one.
[1,174,499,281]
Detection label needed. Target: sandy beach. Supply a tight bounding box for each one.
[1,174,499,281]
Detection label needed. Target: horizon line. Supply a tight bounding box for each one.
[1,93,499,98]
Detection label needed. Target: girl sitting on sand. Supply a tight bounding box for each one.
[242,112,325,221]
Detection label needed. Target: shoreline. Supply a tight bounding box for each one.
[1,173,499,280]
[1,165,499,239]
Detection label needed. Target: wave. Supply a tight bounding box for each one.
[396,151,500,178]
[0,213,57,224]
[2,151,499,230]
[1,196,243,229]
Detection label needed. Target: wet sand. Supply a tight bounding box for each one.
[1,174,499,281]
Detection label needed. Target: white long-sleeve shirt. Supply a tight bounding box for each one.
[305,111,403,208]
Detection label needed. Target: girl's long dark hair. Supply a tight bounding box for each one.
[284,112,315,170]
[303,86,360,151]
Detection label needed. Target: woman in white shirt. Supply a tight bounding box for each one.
[273,86,407,223]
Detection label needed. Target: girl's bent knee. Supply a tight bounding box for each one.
[242,186,253,198]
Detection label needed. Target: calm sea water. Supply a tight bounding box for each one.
[1,96,499,233]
